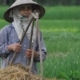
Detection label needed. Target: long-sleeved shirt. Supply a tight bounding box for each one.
[0,23,47,74]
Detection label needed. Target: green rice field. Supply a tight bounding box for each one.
[0,6,80,20]
[0,6,80,80]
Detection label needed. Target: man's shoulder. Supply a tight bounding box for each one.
[0,24,13,34]
[4,24,13,29]
[1,24,13,31]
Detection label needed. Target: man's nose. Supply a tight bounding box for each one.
[24,8,29,12]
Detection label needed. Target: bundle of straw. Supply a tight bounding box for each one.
[0,64,40,80]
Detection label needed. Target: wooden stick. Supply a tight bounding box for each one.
[37,19,43,80]
[27,18,35,66]
[29,19,38,73]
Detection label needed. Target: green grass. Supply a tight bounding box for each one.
[0,6,9,19]
[39,20,80,33]
[43,6,80,20]
[0,19,8,28]
[0,19,80,79]
[0,6,80,20]
[39,20,80,79]
[0,19,80,33]
[44,49,80,79]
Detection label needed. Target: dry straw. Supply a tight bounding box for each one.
[0,64,40,80]
[0,64,57,80]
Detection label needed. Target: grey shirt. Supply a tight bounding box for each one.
[0,24,47,74]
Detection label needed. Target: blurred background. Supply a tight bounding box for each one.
[0,0,80,80]
[0,0,80,6]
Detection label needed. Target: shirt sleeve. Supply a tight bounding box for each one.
[34,32,47,62]
[0,27,10,58]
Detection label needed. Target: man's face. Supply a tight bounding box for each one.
[19,5,32,18]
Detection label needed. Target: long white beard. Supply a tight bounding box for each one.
[11,8,36,43]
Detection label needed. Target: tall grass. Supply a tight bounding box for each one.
[0,6,9,19]
[0,6,80,20]
[43,31,80,79]
[39,20,80,33]
[40,20,80,79]
[43,6,80,20]
[44,48,80,79]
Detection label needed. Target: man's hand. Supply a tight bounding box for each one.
[7,43,21,53]
[26,49,39,58]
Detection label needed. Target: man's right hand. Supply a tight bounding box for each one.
[7,43,21,53]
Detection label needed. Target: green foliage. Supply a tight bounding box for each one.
[57,68,80,80]
[0,6,80,20]
[34,0,80,5]
[43,6,80,20]
[0,20,8,28]
[0,0,80,6]
[40,20,80,79]
[0,6,8,19]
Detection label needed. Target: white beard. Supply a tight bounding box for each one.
[11,8,36,43]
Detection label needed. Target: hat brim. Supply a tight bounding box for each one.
[4,3,45,23]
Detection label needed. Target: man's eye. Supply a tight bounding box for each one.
[20,7,25,10]
[27,7,32,10]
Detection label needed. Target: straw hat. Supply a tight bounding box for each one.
[4,0,45,22]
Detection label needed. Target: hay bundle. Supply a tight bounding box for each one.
[0,64,40,80]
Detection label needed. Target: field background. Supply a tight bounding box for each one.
[0,6,80,80]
